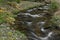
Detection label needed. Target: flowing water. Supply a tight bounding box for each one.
[15,3,60,40]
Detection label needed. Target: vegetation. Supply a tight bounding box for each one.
[0,0,60,40]
[8,0,21,3]
[50,0,59,12]
[0,0,41,40]
[50,0,60,27]
[0,0,21,3]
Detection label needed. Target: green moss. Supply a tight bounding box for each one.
[50,0,59,11]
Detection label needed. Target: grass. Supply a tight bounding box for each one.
[0,23,27,40]
[0,1,41,24]
[50,0,59,12]
[0,1,41,40]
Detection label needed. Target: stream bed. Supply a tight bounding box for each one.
[15,3,60,40]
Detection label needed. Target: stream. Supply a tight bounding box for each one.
[15,3,60,40]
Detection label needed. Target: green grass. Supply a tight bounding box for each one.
[0,1,41,40]
[50,0,59,11]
